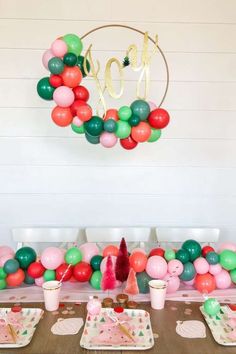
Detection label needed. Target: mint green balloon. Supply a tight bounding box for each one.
[118,106,132,121]
[148,128,161,142]
[220,250,236,270]
[115,121,131,139]
[203,298,220,316]
[71,123,85,134]
[164,249,175,261]
[63,34,83,56]
[90,270,102,290]
[230,269,236,283]
[44,269,55,281]
[0,279,6,290]
[0,267,7,279]
[65,247,82,265]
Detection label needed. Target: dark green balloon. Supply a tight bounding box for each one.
[176,249,190,264]
[37,77,55,100]
[0,279,6,290]
[130,100,150,121]
[63,52,77,66]
[24,271,35,285]
[85,132,100,144]
[77,55,90,77]
[90,270,102,290]
[182,239,202,262]
[0,267,7,279]
[128,114,140,127]
[71,123,85,134]
[48,57,64,74]
[179,262,196,281]
[3,259,19,274]
[136,272,152,294]
[90,255,103,271]
[84,116,103,136]
[206,251,219,265]
[104,119,117,133]
[15,247,37,270]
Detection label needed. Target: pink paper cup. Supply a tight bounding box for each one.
[149,279,167,310]
[43,280,61,311]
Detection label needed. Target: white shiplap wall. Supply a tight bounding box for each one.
[0,0,236,246]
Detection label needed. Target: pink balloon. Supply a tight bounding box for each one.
[164,273,180,293]
[168,259,184,276]
[183,277,195,286]
[53,86,75,107]
[40,247,64,270]
[100,132,117,148]
[35,276,44,287]
[79,243,99,263]
[0,246,14,258]
[51,39,67,57]
[0,253,14,267]
[218,242,236,252]
[146,256,167,279]
[131,248,146,255]
[115,280,122,288]
[100,256,117,274]
[215,269,232,289]
[209,263,222,276]
[42,49,54,70]
[73,116,83,127]
[194,257,209,275]
[148,101,157,111]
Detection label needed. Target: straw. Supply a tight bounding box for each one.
[58,263,72,285]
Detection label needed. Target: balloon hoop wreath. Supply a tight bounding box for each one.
[37,24,170,149]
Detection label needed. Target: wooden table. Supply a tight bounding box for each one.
[0,301,235,354]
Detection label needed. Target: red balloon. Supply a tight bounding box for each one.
[104,109,119,121]
[149,248,165,258]
[49,75,63,88]
[56,263,73,282]
[51,106,73,127]
[61,66,82,88]
[195,273,216,294]
[129,252,147,272]
[131,122,151,142]
[120,136,138,150]
[76,105,92,122]
[73,86,89,102]
[70,99,86,117]
[6,269,25,287]
[148,108,170,129]
[202,245,215,258]
[27,262,45,279]
[103,245,119,257]
[73,262,92,282]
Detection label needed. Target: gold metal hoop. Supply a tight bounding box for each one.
[81,24,169,107]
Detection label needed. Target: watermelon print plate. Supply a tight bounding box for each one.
[80,308,154,350]
[0,308,44,348]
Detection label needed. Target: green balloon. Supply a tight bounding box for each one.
[90,255,103,271]
[44,269,55,281]
[15,247,37,270]
[63,52,77,67]
[48,57,64,74]
[179,262,196,281]
[71,123,85,134]
[84,116,103,136]
[148,128,161,142]
[77,55,90,77]
[85,132,100,144]
[0,279,6,290]
[203,298,220,316]
[118,106,132,121]
[0,267,7,279]
[175,249,190,264]
[65,247,82,265]
[220,250,236,270]
[136,272,152,294]
[3,259,19,274]
[182,239,201,262]
[128,114,140,127]
[130,100,150,121]
[104,119,117,133]
[115,120,131,139]
[230,269,236,283]
[206,252,219,265]
[63,34,83,56]
[24,271,35,285]
[90,270,102,290]
[164,249,175,261]
[37,77,55,100]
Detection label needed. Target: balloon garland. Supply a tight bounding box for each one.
[37,25,170,149]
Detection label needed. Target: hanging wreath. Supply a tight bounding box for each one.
[37,24,170,149]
